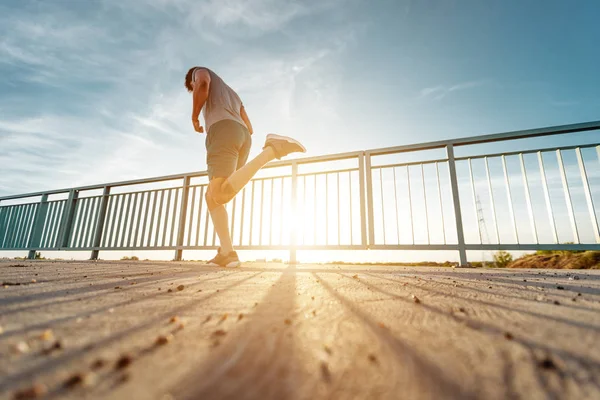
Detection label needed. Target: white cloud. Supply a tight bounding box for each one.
[420,80,489,101]
[0,0,359,196]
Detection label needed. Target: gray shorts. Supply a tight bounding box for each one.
[205,119,252,180]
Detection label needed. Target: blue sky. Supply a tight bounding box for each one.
[1,0,599,197]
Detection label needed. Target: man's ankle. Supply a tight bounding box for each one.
[220,248,234,255]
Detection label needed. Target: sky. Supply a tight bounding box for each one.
[1,0,599,262]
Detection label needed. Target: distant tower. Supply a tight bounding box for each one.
[475,195,491,265]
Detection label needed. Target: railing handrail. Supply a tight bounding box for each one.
[1,120,598,202]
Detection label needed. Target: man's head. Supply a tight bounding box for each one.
[185,67,198,92]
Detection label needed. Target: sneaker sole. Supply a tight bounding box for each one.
[266,134,307,153]
[225,261,241,268]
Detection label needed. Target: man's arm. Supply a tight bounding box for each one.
[191,68,211,133]
[240,105,253,135]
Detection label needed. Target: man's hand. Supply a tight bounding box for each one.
[193,120,204,134]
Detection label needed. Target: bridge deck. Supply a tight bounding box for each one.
[1,260,599,400]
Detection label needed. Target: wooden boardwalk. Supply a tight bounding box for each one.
[1,260,600,400]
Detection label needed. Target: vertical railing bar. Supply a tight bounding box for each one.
[379,168,386,245]
[28,203,40,248]
[556,150,580,243]
[25,204,38,247]
[349,171,354,245]
[502,155,519,243]
[18,204,31,248]
[85,197,98,248]
[248,181,255,246]
[187,186,196,247]
[5,206,17,248]
[468,159,482,244]
[538,152,558,244]
[8,205,23,248]
[140,192,156,247]
[325,173,329,245]
[91,188,110,259]
[38,202,51,248]
[0,206,8,248]
[407,166,414,245]
[1,206,12,248]
[239,186,246,246]
[365,152,375,247]
[49,202,63,248]
[290,162,298,263]
[484,157,500,244]
[28,197,48,257]
[133,192,144,247]
[259,180,265,245]
[76,198,90,248]
[575,147,600,243]
[26,204,39,248]
[41,203,50,248]
[146,191,158,247]
[48,202,60,248]
[126,193,138,247]
[392,167,400,245]
[302,176,307,244]
[16,205,30,248]
[4,207,16,248]
[421,164,430,245]
[78,198,91,248]
[519,154,538,244]
[436,162,446,245]
[15,205,29,248]
[78,198,92,248]
[162,189,172,247]
[268,179,273,246]
[313,175,317,245]
[107,195,121,248]
[337,172,341,245]
[70,201,82,248]
[358,154,367,246]
[25,204,37,248]
[154,190,165,247]
[0,207,6,248]
[8,205,21,248]
[160,189,171,247]
[102,195,114,248]
[203,187,211,246]
[171,187,180,247]
[196,186,205,247]
[59,190,80,249]
[15,204,29,248]
[115,193,129,248]
[447,144,468,266]
[174,179,189,260]
[119,193,132,247]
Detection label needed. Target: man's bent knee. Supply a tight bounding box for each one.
[207,177,236,206]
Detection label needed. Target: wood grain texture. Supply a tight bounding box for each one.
[1,260,599,400]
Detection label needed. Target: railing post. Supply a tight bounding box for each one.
[91,187,110,260]
[446,144,468,266]
[358,152,368,247]
[365,151,375,247]
[27,194,49,259]
[58,189,79,249]
[289,162,298,264]
[174,176,191,261]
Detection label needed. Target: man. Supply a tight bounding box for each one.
[185,66,306,267]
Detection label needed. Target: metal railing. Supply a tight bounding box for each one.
[1,121,599,264]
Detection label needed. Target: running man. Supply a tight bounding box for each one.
[185,67,306,267]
